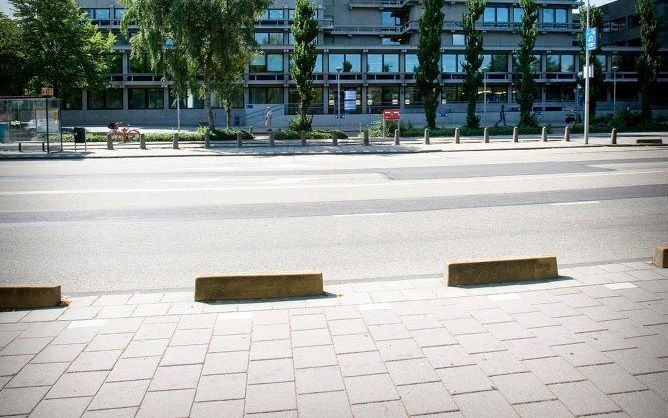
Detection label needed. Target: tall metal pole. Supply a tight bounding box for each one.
[612,67,618,114]
[336,67,342,131]
[177,93,181,133]
[584,0,591,144]
[483,70,487,126]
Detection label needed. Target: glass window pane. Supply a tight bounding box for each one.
[497,8,509,23]
[456,55,466,72]
[405,54,419,72]
[381,11,397,26]
[542,8,554,23]
[452,34,465,46]
[147,89,164,109]
[513,8,523,23]
[249,88,266,104]
[546,54,559,72]
[532,54,541,71]
[255,33,269,44]
[367,54,383,73]
[83,9,94,19]
[106,89,123,109]
[63,90,83,110]
[88,90,105,110]
[288,9,295,20]
[328,54,344,72]
[442,54,456,72]
[95,9,110,20]
[268,33,283,45]
[288,33,294,45]
[128,89,145,109]
[595,54,606,71]
[484,8,496,23]
[383,54,399,72]
[481,55,491,71]
[491,54,507,72]
[555,9,567,24]
[108,53,123,73]
[114,9,126,20]
[266,54,283,72]
[250,55,266,72]
[560,55,574,72]
[267,9,283,20]
[314,54,322,73]
[345,54,361,72]
[266,87,283,104]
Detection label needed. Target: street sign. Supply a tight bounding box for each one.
[344,90,356,112]
[382,109,401,120]
[585,28,597,51]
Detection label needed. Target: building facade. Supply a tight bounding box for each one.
[66,0,667,129]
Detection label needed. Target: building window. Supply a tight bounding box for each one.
[482,54,507,72]
[108,53,124,74]
[367,54,399,73]
[128,88,164,109]
[94,9,110,20]
[512,85,541,103]
[513,8,523,24]
[290,54,323,73]
[443,86,466,102]
[129,55,152,73]
[83,9,94,19]
[512,54,541,72]
[168,88,204,109]
[328,54,361,72]
[595,55,607,71]
[611,54,637,71]
[484,7,510,25]
[381,11,401,27]
[546,54,574,72]
[367,86,399,113]
[114,9,126,20]
[288,87,323,115]
[404,54,419,73]
[63,90,83,110]
[249,87,282,104]
[404,87,423,107]
[288,9,295,20]
[88,88,123,110]
[328,87,361,114]
[542,8,567,26]
[255,33,283,45]
[381,37,402,46]
[546,84,575,102]
[442,54,466,73]
[266,9,283,20]
[452,34,465,46]
[250,54,284,72]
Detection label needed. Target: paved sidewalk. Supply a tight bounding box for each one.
[1,261,667,417]
[1,132,665,159]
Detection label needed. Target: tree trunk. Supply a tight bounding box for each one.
[204,87,213,148]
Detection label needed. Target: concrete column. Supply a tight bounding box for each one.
[323,85,329,115]
[106,132,114,150]
[332,131,338,146]
[361,86,368,114]
[399,86,406,113]
[122,88,129,111]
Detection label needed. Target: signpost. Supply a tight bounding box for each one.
[344,90,356,112]
[584,1,593,144]
[382,109,401,139]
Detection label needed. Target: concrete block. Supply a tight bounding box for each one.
[140,133,146,149]
[512,127,518,143]
[300,130,307,147]
[637,138,662,144]
[483,127,490,143]
[195,272,324,301]
[106,133,113,150]
[653,245,667,268]
[173,133,179,149]
[610,128,617,145]
[564,126,570,142]
[0,285,62,309]
[444,256,558,286]
[424,128,430,145]
[332,131,338,146]
[269,132,275,147]
[394,129,400,145]
[363,129,370,146]
[541,126,548,142]
[454,128,460,144]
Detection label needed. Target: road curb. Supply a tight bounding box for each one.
[195,272,324,301]
[653,245,668,268]
[0,285,62,309]
[445,256,559,286]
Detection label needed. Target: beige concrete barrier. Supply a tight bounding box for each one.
[444,256,558,286]
[654,245,668,268]
[0,285,62,309]
[195,272,324,301]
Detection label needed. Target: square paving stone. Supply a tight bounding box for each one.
[59,307,101,321]
[536,302,581,318]
[437,365,494,395]
[195,373,246,402]
[452,390,517,418]
[443,318,486,335]
[328,319,368,336]
[160,344,208,366]
[248,358,294,384]
[423,345,475,369]
[0,354,32,376]
[637,372,668,401]
[46,371,108,399]
[169,328,212,346]
[484,322,534,341]
[337,351,387,377]
[472,351,528,376]
[385,358,439,385]
[202,351,249,375]
[209,334,250,353]
[471,308,513,325]
[97,305,136,319]
[293,345,338,369]
[360,310,401,326]
[332,333,376,354]
[177,313,217,330]
[513,399,574,418]
[323,306,362,321]
[297,390,352,418]
[86,333,133,352]
[136,388,195,418]
[400,314,442,330]
[553,343,613,367]
[252,324,290,342]
[531,325,585,346]
[579,330,636,352]
[134,323,177,340]
[455,333,506,354]
[549,381,621,416]
[502,338,556,361]
[578,363,647,394]
[295,366,345,394]
[376,339,423,361]
[344,373,400,404]
[245,382,297,414]
[131,303,170,317]
[604,348,668,375]
[523,356,585,385]
[291,329,332,347]
[250,339,292,360]
[7,361,68,387]
[88,379,150,410]
[122,339,169,358]
[68,349,122,372]
[214,318,252,336]
[491,372,556,404]
[368,324,411,341]
[610,389,668,418]
[149,364,202,391]
[52,327,100,345]
[190,399,244,418]
[557,315,607,334]
[290,314,327,331]
[0,386,49,415]
[1,336,52,355]
[397,382,458,415]
[99,318,143,335]
[351,400,407,418]
[410,328,457,348]
[28,396,91,418]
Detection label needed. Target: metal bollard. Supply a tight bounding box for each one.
[300,130,306,147]
[394,128,400,145]
[541,126,548,142]
[563,126,570,142]
[140,133,146,150]
[269,131,275,147]
[248,126,253,135]
[237,132,243,147]
[424,128,430,145]
[512,127,519,143]
[363,129,370,146]
[610,128,617,145]
[173,133,179,149]
[454,128,460,144]
[484,127,490,143]
[107,132,114,150]
[332,131,338,146]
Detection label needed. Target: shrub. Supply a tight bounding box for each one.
[273,129,347,140]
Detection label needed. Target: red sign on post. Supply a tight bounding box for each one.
[383,109,401,120]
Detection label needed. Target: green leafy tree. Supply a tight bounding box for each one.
[636,0,661,124]
[516,0,539,127]
[416,0,445,129]
[0,12,28,96]
[462,0,485,128]
[290,0,318,132]
[10,0,115,98]
[343,60,352,73]
[576,4,604,118]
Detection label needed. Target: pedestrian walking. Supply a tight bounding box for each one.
[495,104,506,127]
[265,107,273,131]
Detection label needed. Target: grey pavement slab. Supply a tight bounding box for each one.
[136,388,195,418]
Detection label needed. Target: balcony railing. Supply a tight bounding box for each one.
[347,0,419,7]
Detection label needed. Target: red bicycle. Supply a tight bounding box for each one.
[108,122,140,143]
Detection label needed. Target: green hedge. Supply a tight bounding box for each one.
[568,123,668,134]
[272,130,348,140]
[61,129,255,142]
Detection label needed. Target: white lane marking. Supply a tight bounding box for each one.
[333,212,393,218]
[1,169,666,196]
[604,282,638,289]
[550,201,601,206]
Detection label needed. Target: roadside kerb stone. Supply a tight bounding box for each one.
[0,285,61,309]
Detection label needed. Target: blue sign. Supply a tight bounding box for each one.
[585,28,597,51]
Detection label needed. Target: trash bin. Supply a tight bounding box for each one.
[0,122,8,142]
[73,127,86,143]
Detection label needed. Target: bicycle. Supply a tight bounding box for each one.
[108,122,140,143]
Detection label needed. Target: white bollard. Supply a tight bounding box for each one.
[454,128,460,144]
[424,128,430,145]
[394,128,400,145]
[611,128,617,145]
[541,126,548,142]
[484,127,490,143]
[563,126,570,142]
[173,133,179,149]
[512,127,518,143]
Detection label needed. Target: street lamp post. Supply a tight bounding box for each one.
[584,0,591,144]
[483,68,487,126]
[336,66,342,131]
[612,65,619,114]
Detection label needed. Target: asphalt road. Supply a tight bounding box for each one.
[1,147,667,294]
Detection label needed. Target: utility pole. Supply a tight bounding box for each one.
[336,66,342,131]
[612,65,618,114]
[483,68,487,126]
[584,0,591,144]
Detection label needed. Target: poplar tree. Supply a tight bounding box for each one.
[416,0,445,129]
[462,0,485,128]
[636,0,661,124]
[516,0,539,127]
[290,0,318,132]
